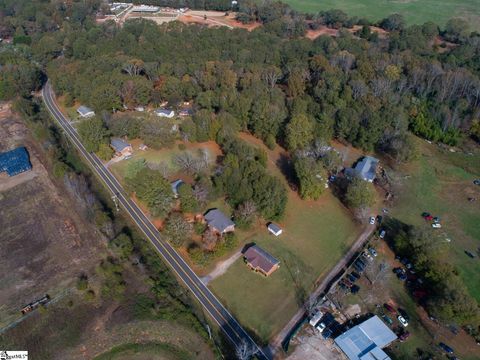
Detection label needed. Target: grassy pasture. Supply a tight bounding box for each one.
[390,139,480,301]
[283,0,480,30]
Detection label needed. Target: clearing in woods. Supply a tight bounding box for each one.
[283,0,480,30]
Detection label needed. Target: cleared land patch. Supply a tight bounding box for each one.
[0,109,106,329]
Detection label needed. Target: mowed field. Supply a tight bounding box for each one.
[209,134,360,341]
[284,0,480,30]
[390,138,480,301]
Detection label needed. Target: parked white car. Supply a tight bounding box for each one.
[316,322,327,333]
[432,223,442,229]
[369,216,376,225]
[398,315,409,327]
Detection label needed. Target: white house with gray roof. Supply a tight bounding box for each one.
[77,105,95,118]
[204,209,235,234]
[346,156,379,182]
[154,109,175,118]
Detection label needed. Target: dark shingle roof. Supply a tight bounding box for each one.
[243,245,279,274]
[110,138,131,152]
[0,147,32,177]
[204,209,234,233]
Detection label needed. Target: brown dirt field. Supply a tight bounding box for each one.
[433,35,458,53]
[306,25,389,41]
[305,26,339,39]
[178,11,261,31]
[349,25,389,39]
[0,104,107,329]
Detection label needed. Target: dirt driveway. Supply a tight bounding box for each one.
[287,327,346,360]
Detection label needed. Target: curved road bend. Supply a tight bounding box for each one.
[42,82,270,360]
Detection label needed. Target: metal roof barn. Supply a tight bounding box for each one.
[0,147,32,177]
[334,315,397,360]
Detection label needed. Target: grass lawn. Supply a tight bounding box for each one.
[210,192,359,341]
[283,0,480,30]
[110,140,222,181]
[390,139,480,301]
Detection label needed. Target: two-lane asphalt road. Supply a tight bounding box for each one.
[42,82,269,360]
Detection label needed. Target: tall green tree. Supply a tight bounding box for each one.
[294,157,328,200]
[77,117,110,153]
[127,168,174,217]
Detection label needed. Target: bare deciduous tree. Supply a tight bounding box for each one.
[365,260,390,285]
[123,59,144,76]
[193,183,209,204]
[235,340,257,360]
[201,228,219,251]
[173,152,196,174]
[261,65,282,89]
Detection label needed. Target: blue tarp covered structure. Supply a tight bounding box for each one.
[0,146,32,177]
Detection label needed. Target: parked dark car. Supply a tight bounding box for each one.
[351,271,360,279]
[347,273,357,283]
[322,328,333,339]
[465,250,476,258]
[384,303,396,314]
[322,313,335,326]
[398,331,410,342]
[376,215,383,223]
[439,342,454,354]
[353,263,364,273]
[397,308,409,320]
[382,315,393,325]
[397,272,407,281]
[350,285,360,294]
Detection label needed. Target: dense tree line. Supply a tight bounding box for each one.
[36,15,479,155]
